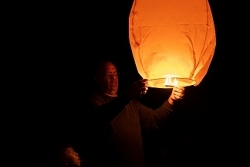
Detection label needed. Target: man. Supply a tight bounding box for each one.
[85,60,185,167]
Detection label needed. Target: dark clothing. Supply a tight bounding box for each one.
[85,92,174,167]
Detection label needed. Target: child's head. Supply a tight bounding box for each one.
[41,142,81,167]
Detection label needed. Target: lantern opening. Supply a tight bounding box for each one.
[148,75,196,89]
[164,75,178,88]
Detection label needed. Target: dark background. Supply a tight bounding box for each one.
[5,0,249,166]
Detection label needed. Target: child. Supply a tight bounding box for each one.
[39,142,85,167]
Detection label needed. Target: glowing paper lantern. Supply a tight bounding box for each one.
[129,0,216,88]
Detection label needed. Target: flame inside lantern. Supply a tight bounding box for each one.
[148,74,196,88]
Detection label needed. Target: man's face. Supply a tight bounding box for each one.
[96,62,119,96]
[63,147,81,167]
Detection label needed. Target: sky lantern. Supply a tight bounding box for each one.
[129,0,216,88]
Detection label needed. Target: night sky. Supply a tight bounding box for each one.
[6,0,249,166]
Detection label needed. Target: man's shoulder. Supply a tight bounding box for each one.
[88,91,108,102]
[89,91,102,98]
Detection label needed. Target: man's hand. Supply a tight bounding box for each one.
[125,79,149,100]
[168,86,185,105]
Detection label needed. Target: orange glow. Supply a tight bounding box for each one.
[129,0,216,88]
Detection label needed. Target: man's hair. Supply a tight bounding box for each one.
[94,60,117,76]
[88,60,119,93]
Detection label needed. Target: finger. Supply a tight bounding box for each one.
[141,90,147,96]
[175,89,184,95]
[174,86,185,91]
[178,93,184,99]
[137,80,144,86]
[176,92,184,98]
[140,86,148,96]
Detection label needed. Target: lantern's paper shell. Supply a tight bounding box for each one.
[129,0,216,88]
